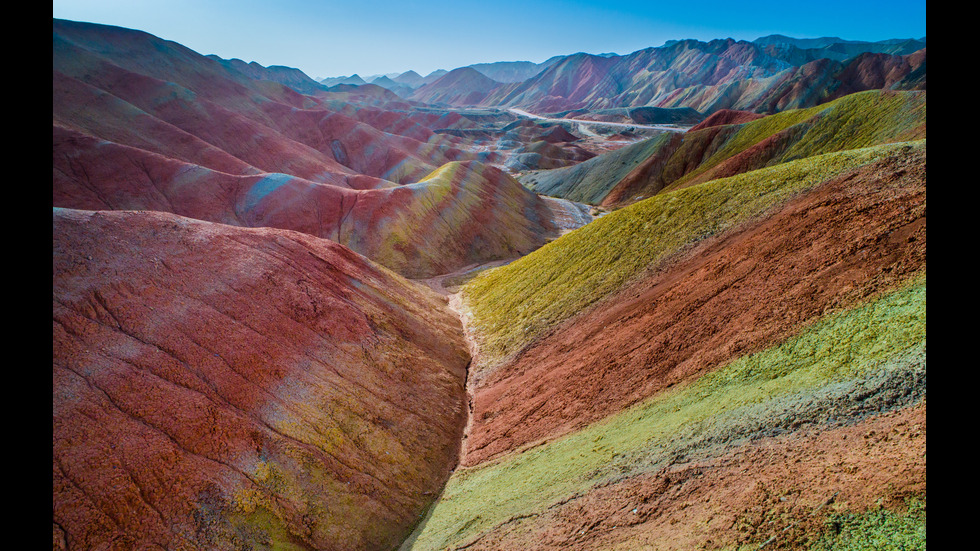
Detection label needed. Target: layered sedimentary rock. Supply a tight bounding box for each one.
[407,140,926,550]
[53,208,470,550]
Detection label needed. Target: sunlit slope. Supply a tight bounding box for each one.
[464,140,925,370]
[54,123,573,278]
[521,90,924,208]
[408,139,926,551]
[339,160,567,278]
[667,89,925,191]
[407,278,924,550]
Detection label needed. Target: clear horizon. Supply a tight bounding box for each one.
[52,0,926,81]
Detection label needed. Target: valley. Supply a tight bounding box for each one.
[52,17,925,551]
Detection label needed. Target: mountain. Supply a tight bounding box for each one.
[53,110,570,279]
[368,74,415,97]
[53,17,926,551]
[392,69,425,87]
[454,37,924,117]
[53,18,596,279]
[53,208,470,550]
[409,139,925,548]
[521,89,926,206]
[318,73,367,86]
[208,56,328,95]
[753,34,927,65]
[467,58,559,82]
[408,66,504,106]
[421,68,448,83]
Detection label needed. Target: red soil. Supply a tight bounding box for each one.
[463,146,926,466]
[54,124,565,278]
[52,209,469,550]
[689,109,766,132]
[599,132,684,206]
[460,404,926,550]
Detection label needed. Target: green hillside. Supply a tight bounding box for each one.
[463,139,925,370]
[409,275,925,549]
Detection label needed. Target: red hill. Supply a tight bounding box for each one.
[53,208,470,550]
[408,67,502,106]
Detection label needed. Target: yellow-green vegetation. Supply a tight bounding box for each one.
[369,160,546,277]
[520,91,924,206]
[463,140,925,368]
[408,276,925,550]
[809,496,926,551]
[669,90,926,190]
[228,446,404,549]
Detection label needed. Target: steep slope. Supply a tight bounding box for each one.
[51,20,928,550]
[52,19,594,279]
[467,59,558,83]
[393,70,425,88]
[689,108,765,131]
[521,132,678,204]
[754,34,926,65]
[53,127,571,278]
[407,139,925,550]
[482,52,622,112]
[53,208,470,550]
[53,18,480,189]
[336,161,575,278]
[370,75,416,97]
[522,90,925,207]
[208,56,329,96]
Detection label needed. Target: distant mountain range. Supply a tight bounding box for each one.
[305,34,924,117]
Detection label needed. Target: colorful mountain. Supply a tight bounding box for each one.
[53,19,461,187]
[52,19,589,279]
[52,17,927,551]
[521,89,926,207]
[465,38,925,116]
[53,208,470,550]
[407,138,926,549]
[466,58,560,83]
[54,125,570,278]
[408,67,504,107]
[208,56,329,96]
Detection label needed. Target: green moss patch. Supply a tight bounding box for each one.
[810,496,926,551]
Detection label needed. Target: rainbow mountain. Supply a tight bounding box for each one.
[52,17,926,551]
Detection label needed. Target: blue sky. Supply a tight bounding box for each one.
[52,0,926,80]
